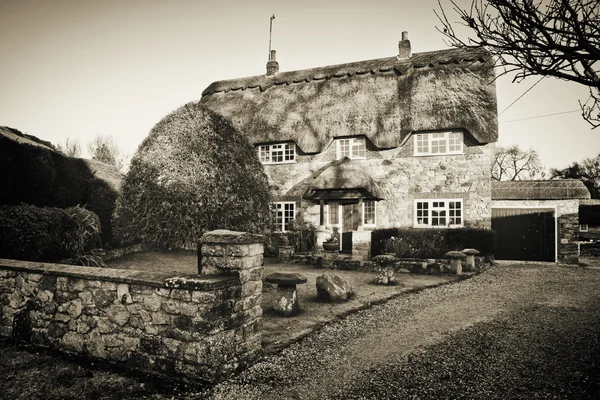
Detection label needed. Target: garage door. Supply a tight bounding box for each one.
[492,208,555,262]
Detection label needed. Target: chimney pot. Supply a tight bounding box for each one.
[266,49,279,76]
[399,31,411,59]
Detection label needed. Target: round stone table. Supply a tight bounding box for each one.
[264,272,308,316]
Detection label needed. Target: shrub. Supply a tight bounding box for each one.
[113,102,271,250]
[0,134,122,245]
[372,228,496,259]
[0,205,102,262]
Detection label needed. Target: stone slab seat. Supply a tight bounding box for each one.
[264,272,307,317]
[264,272,308,286]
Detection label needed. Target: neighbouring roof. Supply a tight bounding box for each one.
[200,47,498,153]
[491,180,591,200]
[0,126,57,151]
[580,199,600,224]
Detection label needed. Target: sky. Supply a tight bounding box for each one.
[1,0,598,170]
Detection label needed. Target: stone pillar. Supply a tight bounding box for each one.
[200,230,264,359]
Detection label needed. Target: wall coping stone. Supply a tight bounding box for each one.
[0,258,237,290]
[202,230,263,244]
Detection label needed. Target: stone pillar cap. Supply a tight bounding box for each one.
[201,230,263,244]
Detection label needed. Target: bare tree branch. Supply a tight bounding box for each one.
[57,137,81,158]
[492,145,545,180]
[436,0,600,128]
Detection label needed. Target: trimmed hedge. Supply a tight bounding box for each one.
[371,228,496,259]
[113,102,272,250]
[0,134,121,244]
[0,205,102,262]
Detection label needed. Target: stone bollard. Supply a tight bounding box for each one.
[200,230,264,359]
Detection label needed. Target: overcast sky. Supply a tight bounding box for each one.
[1,0,598,170]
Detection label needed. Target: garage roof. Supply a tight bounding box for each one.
[491,180,591,200]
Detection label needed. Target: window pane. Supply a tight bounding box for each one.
[283,203,295,231]
[259,146,270,163]
[448,132,462,152]
[364,201,375,225]
[284,143,295,161]
[339,139,350,158]
[416,134,428,154]
[329,202,339,225]
[271,144,283,163]
[352,138,366,158]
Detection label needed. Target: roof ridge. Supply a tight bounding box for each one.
[202,47,490,96]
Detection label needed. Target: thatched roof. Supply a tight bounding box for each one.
[0,126,57,151]
[200,47,497,153]
[580,199,600,224]
[303,157,384,200]
[492,180,591,200]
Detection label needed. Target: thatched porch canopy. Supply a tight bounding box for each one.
[302,157,384,201]
[200,47,498,153]
[491,180,591,200]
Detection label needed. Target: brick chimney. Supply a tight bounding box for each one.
[398,31,411,59]
[266,50,279,76]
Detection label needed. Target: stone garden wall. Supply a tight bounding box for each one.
[0,230,263,383]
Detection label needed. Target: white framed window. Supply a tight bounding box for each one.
[258,143,296,164]
[413,131,463,156]
[273,202,295,232]
[580,224,589,232]
[414,199,463,228]
[328,201,340,226]
[336,137,366,160]
[363,200,376,227]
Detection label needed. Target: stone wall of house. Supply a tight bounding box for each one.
[491,199,580,264]
[0,230,263,383]
[265,131,494,232]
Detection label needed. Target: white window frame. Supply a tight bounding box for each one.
[258,143,296,164]
[413,131,463,156]
[336,137,366,160]
[580,224,589,232]
[362,200,376,227]
[413,199,464,228]
[273,202,296,232]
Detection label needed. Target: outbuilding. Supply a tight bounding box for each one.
[491,180,590,264]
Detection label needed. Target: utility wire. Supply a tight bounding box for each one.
[499,76,545,115]
[499,109,581,124]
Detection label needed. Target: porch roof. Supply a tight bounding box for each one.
[302,157,384,201]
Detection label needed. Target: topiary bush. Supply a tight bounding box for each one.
[371,228,496,258]
[0,204,102,262]
[113,102,272,250]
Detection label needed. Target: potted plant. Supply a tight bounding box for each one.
[322,234,339,252]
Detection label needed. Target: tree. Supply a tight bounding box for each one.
[87,134,124,170]
[492,145,545,180]
[436,0,600,128]
[550,153,600,198]
[56,137,81,157]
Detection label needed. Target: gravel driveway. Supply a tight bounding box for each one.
[197,263,600,399]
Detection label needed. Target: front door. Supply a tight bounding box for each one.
[341,203,359,252]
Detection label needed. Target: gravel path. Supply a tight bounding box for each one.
[195,264,600,399]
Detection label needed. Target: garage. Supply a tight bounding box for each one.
[492,207,555,261]
[491,180,590,264]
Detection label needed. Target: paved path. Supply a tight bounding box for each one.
[203,263,600,399]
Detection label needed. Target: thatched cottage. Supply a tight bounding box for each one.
[201,33,498,260]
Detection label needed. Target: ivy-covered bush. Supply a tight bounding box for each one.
[0,205,102,262]
[372,228,496,258]
[113,102,271,250]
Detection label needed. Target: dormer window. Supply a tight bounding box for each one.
[336,137,366,160]
[414,131,463,156]
[258,143,296,164]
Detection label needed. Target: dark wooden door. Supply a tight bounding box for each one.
[341,203,359,252]
[492,208,555,261]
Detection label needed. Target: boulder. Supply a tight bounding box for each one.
[316,274,353,302]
